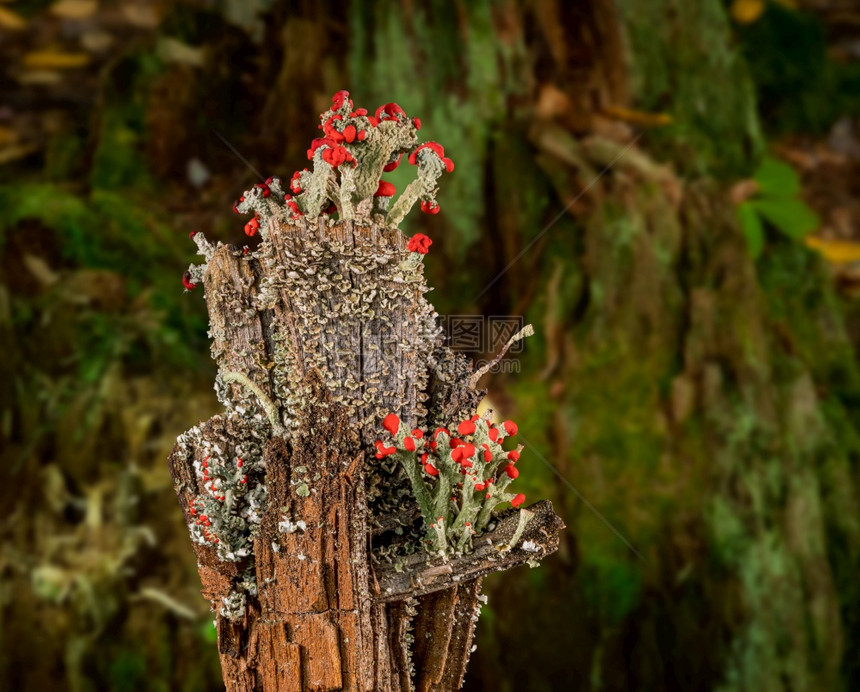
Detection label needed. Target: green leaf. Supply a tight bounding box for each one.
[737,202,765,258]
[750,198,820,239]
[753,157,800,198]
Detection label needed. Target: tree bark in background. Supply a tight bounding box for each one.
[341,1,859,689]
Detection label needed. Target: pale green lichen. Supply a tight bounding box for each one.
[232,90,454,233]
[377,411,528,558]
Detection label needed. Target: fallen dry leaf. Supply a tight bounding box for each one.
[0,126,17,147]
[730,179,760,205]
[23,254,60,288]
[14,70,64,85]
[50,0,98,20]
[157,37,205,67]
[80,30,115,53]
[0,145,39,164]
[23,51,91,69]
[731,0,765,24]
[602,105,673,127]
[0,6,26,30]
[535,83,574,121]
[805,236,860,264]
[122,3,161,28]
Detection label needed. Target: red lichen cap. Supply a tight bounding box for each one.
[375,440,397,459]
[404,436,416,452]
[457,420,476,436]
[374,180,396,197]
[244,217,260,237]
[408,142,455,172]
[331,90,352,111]
[503,420,518,436]
[383,413,401,436]
[424,463,439,476]
[290,170,304,193]
[383,152,403,172]
[182,272,197,290]
[420,200,440,215]
[507,449,520,462]
[307,136,339,160]
[407,233,432,254]
[375,102,406,121]
[322,145,355,168]
[323,115,345,143]
[511,493,526,508]
[504,463,519,479]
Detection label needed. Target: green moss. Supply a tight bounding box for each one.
[0,184,210,371]
[617,0,764,177]
[736,4,860,136]
[349,0,527,249]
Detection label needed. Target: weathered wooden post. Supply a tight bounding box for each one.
[169,91,564,691]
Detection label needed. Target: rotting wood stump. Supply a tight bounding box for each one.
[168,91,564,691]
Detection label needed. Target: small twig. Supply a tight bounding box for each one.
[373,499,565,602]
[468,324,535,388]
[221,371,285,436]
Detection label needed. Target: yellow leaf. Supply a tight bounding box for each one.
[602,105,673,127]
[0,145,38,165]
[805,236,860,264]
[23,51,90,69]
[0,6,26,30]
[122,4,161,28]
[15,70,64,85]
[50,0,98,20]
[0,126,16,147]
[731,0,765,24]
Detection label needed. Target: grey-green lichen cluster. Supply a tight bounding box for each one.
[251,221,442,444]
[174,410,269,585]
[375,411,529,559]
[230,90,454,233]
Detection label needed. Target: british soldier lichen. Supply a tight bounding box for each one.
[229,90,453,234]
[374,411,530,558]
[175,411,269,564]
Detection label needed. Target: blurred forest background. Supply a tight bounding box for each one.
[2,0,860,690]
